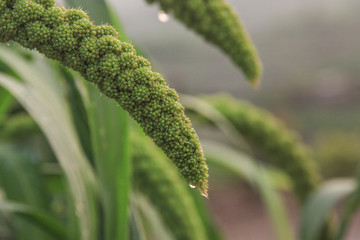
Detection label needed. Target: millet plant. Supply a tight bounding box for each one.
[0,0,359,240]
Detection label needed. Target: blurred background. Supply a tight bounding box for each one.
[111,0,360,239]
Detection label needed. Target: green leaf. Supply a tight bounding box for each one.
[0,47,98,240]
[255,167,294,240]
[181,94,250,151]
[0,87,13,123]
[203,140,294,240]
[334,172,360,240]
[62,0,132,239]
[203,140,291,190]
[300,178,356,240]
[0,201,68,239]
[83,81,131,240]
[56,67,93,164]
[0,113,39,140]
[129,198,148,240]
[0,144,48,207]
[189,191,224,240]
[0,144,51,239]
[135,193,175,240]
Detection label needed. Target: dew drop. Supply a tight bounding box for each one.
[189,184,196,189]
[158,10,169,23]
[201,192,209,199]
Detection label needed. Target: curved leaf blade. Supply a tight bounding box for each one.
[0,47,98,240]
[62,0,132,238]
[0,201,68,239]
[335,172,360,240]
[203,140,294,240]
[181,94,250,151]
[300,179,356,240]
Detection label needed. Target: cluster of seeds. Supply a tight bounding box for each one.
[0,0,208,195]
[146,0,262,84]
[201,94,320,202]
[132,134,206,240]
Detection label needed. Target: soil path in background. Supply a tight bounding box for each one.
[209,182,360,240]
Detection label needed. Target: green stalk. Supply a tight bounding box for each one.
[85,83,130,240]
[0,48,98,240]
[63,0,131,239]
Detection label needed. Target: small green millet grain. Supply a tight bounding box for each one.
[0,0,208,195]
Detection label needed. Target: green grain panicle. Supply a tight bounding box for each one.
[202,94,320,203]
[0,0,208,195]
[132,134,207,240]
[146,0,262,85]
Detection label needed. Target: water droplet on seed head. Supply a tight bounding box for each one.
[158,10,169,23]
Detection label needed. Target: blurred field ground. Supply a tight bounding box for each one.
[113,0,360,239]
[208,181,360,240]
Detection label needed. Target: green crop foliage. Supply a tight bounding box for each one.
[0,113,39,140]
[0,0,208,195]
[201,94,321,203]
[314,132,360,179]
[146,0,262,84]
[2,0,360,239]
[132,132,207,240]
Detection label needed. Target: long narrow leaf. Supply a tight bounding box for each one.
[135,193,175,240]
[0,113,39,140]
[0,87,13,123]
[181,94,251,151]
[189,191,224,240]
[63,0,132,239]
[204,140,291,190]
[0,47,98,240]
[0,201,68,239]
[203,140,294,240]
[84,81,131,240]
[335,172,360,240]
[57,67,93,163]
[0,144,51,239]
[129,197,148,240]
[300,179,356,240]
